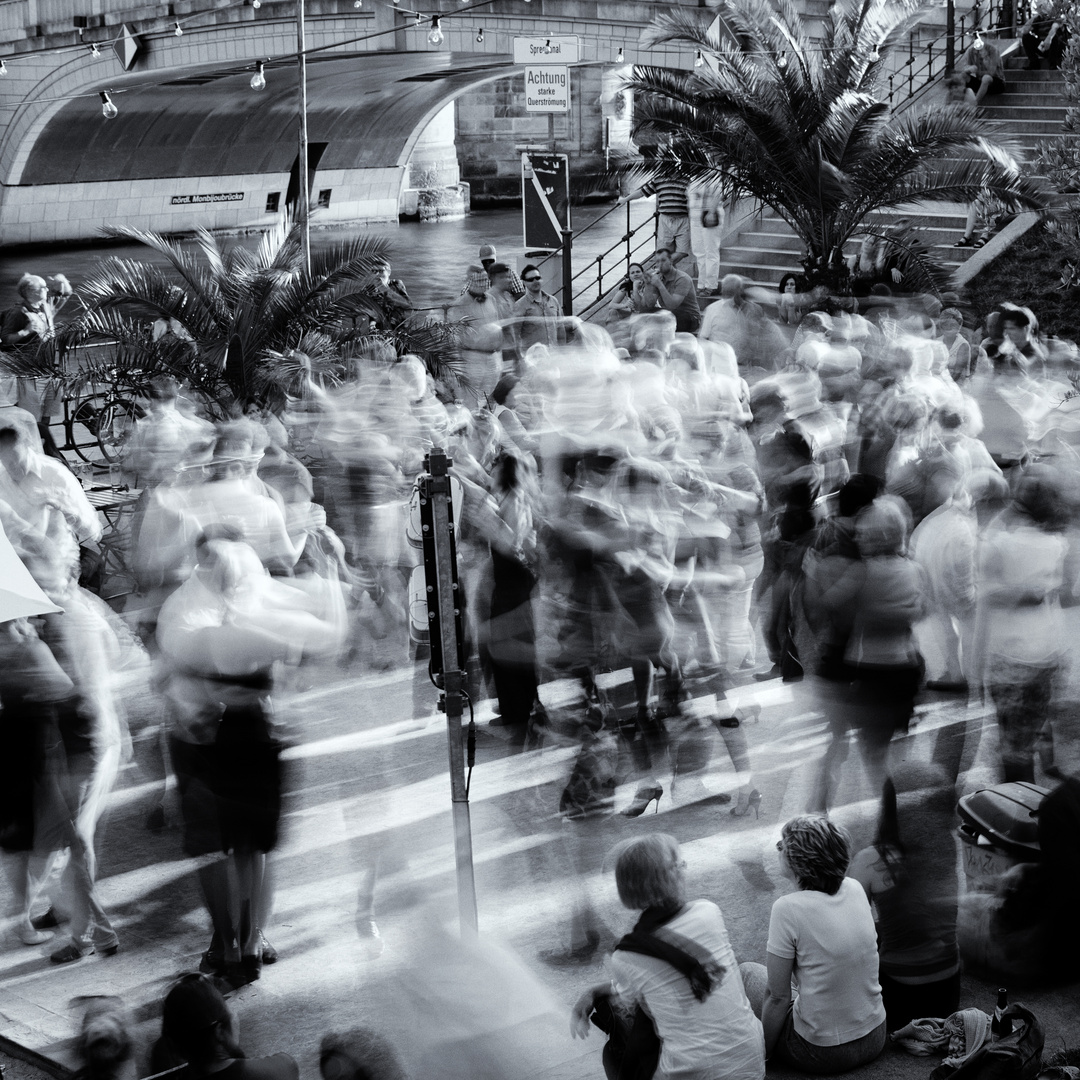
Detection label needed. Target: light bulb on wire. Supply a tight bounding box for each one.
[250,60,266,90]
[174,21,183,35]
[616,45,624,63]
[428,15,443,44]
[353,0,362,7]
[973,33,984,49]
[777,51,788,69]
[868,44,881,61]
[0,60,7,75]
[252,0,260,7]
[694,49,704,67]
[89,42,101,57]
[100,91,118,119]
[476,28,484,42]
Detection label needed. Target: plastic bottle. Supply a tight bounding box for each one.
[991,987,1012,1039]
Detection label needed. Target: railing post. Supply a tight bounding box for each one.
[561,228,574,317]
[908,32,915,96]
[959,15,966,53]
[626,200,631,269]
[946,0,955,70]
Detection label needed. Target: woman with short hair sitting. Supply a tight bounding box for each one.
[571,833,764,1080]
[742,815,886,1074]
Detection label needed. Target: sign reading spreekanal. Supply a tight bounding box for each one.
[513,36,580,64]
[524,66,570,113]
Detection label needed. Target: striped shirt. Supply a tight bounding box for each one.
[641,179,689,217]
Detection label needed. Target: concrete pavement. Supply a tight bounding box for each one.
[1,656,1078,1080]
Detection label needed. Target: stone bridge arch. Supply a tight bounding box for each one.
[0,0,697,244]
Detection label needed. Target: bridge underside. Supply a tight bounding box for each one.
[6,50,516,245]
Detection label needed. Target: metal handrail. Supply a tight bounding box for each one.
[533,199,658,318]
[887,0,1032,109]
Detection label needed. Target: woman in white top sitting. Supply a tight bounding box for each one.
[571,833,764,1080]
[742,815,886,1072]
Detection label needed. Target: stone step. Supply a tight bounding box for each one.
[982,119,1070,135]
[1000,66,1067,81]
[980,104,1069,120]
[1002,78,1067,93]
[739,230,805,253]
[991,92,1070,107]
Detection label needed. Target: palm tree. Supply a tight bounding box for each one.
[628,0,1049,291]
[8,218,461,418]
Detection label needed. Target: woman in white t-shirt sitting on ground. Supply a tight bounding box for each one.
[571,833,765,1080]
[741,815,886,1073]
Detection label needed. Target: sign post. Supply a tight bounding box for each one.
[416,448,477,937]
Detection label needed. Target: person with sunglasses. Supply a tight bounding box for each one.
[741,816,885,1073]
[511,266,564,360]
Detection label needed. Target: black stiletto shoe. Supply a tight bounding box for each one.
[622,784,664,817]
[730,789,762,819]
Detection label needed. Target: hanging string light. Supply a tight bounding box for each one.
[868,44,881,61]
[89,42,101,57]
[427,15,443,44]
[251,0,260,8]
[777,51,788,68]
[616,45,624,63]
[694,49,704,67]
[250,59,266,90]
[973,32,984,50]
[99,90,118,119]
[173,21,183,36]
[0,60,7,75]
[353,0,362,7]
[475,28,484,42]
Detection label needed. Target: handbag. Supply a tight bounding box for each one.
[931,1005,1043,1080]
[590,993,661,1080]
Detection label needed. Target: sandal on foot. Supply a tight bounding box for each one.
[954,236,975,247]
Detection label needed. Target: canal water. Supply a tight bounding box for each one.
[0,202,658,319]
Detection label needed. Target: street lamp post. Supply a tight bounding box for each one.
[297,0,311,273]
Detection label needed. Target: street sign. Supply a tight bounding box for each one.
[524,66,570,113]
[522,151,570,251]
[513,35,580,64]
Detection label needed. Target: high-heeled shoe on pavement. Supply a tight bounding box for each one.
[730,789,762,819]
[622,784,664,817]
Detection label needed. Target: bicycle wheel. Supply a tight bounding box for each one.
[96,397,144,464]
[65,393,105,465]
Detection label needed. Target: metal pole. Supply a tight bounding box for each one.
[946,0,955,71]
[426,448,478,937]
[561,228,574,317]
[297,0,311,274]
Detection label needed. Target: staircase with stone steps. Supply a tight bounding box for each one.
[716,55,1068,287]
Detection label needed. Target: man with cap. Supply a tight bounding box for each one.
[448,267,504,407]
[474,244,524,299]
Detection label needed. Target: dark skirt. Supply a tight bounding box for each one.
[214,702,283,854]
